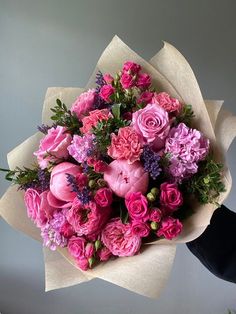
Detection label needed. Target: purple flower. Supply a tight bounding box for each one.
[141,146,162,180]
[67,134,96,164]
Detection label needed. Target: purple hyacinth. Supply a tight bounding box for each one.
[141,146,162,180]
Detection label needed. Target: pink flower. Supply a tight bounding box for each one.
[120,73,135,89]
[35,190,55,228]
[101,218,141,257]
[107,126,142,164]
[68,236,86,259]
[157,216,183,240]
[152,92,182,114]
[132,103,170,150]
[150,208,162,222]
[95,188,113,207]
[50,162,81,202]
[66,199,111,236]
[60,222,75,238]
[122,61,141,74]
[125,192,149,222]
[103,73,114,84]
[34,126,72,169]
[77,258,89,271]
[131,221,150,237]
[24,188,41,221]
[80,109,111,134]
[94,160,108,173]
[160,183,183,212]
[85,243,95,258]
[99,85,115,102]
[137,91,154,104]
[104,160,149,198]
[98,247,112,261]
[136,73,151,89]
[67,134,96,163]
[71,89,96,120]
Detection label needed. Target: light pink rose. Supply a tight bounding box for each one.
[94,188,113,207]
[157,216,183,240]
[160,182,183,212]
[24,188,41,221]
[103,73,114,84]
[122,61,141,74]
[101,218,141,257]
[136,73,151,89]
[131,221,150,237]
[68,236,86,259]
[107,126,142,164]
[132,103,170,150]
[150,208,162,222]
[34,126,72,169]
[80,109,111,134]
[137,91,154,104]
[99,85,115,102]
[71,89,96,120]
[104,160,149,198]
[125,192,149,222]
[120,72,135,89]
[50,162,81,202]
[152,92,182,114]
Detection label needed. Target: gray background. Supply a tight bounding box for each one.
[0,0,236,313]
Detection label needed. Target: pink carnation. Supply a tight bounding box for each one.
[99,85,115,102]
[80,109,111,134]
[125,192,149,222]
[152,92,182,114]
[123,61,141,74]
[71,89,96,120]
[101,218,141,257]
[157,216,183,240]
[107,126,142,164]
[136,73,151,89]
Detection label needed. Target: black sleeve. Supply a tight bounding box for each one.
[186,205,236,283]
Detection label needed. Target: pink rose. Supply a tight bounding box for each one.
[98,246,112,261]
[101,218,141,257]
[131,221,150,237]
[35,190,55,228]
[71,89,96,120]
[95,188,113,207]
[122,61,141,74]
[60,221,75,238]
[120,73,135,89]
[152,92,182,114]
[132,103,170,150]
[103,73,114,84]
[107,126,142,164]
[150,208,162,222]
[94,160,108,173]
[24,188,41,221]
[80,109,111,134]
[125,192,149,222]
[77,258,89,271]
[137,91,154,104]
[34,126,72,169]
[99,85,115,102]
[50,162,81,202]
[160,182,183,212]
[104,159,149,198]
[136,73,151,89]
[85,243,95,258]
[68,236,86,259]
[157,216,183,240]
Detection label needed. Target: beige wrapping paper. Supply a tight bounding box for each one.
[0,36,236,298]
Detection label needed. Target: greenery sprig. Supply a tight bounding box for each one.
[176,104,195,126]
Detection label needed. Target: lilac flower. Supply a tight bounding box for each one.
[67,134,96,164]
[141,146,162,180]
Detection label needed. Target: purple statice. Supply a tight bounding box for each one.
[94,71,107,109]
[141,146,162,180]
[95,71,106,91]
[165,123,210,182]
[77,187,91,205]
[38,168,50,191]
[67,134,96,164]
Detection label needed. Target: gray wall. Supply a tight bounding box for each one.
[0,0,236,313]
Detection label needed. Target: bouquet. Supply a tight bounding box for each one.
[0,36,235,298]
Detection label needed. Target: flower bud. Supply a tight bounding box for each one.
[88,257,96,268]
[150,221,159,230]
[147,192,155,202]
[95,239,102,251]
[97,178,107,187]
[151,187,159,196]
[88,179,96,189]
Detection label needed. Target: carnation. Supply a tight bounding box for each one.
[152,92,182,114]
[80,109,111,134]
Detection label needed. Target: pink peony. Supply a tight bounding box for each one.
[150,208,162,222]
[34,126,72,169]
[132,103,170,150]
[122,61,141,74]
[71,89,96,120]
[101,218,141,257]
[125,192,149,222]
[160,182,183,212]
[80,109,111,134]
[98,246,112,261]
[47,190,72,209]
[136,73,151,89]
[94,188,113,207]
[137,91,154,104]
[103,73,114,84]
[120,72,135,89]
[104,159,149,198]
[131,221,150,237]
[50,162,81,202]
[157,216,183,240]
[99,85,115,102]
[107,126,142,164]
[152,92,182,114]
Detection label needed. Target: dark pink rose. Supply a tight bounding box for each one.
[137,91,154,104]
[60,222,75,238]
[34,126,72,169]
[125,192,149,222]
[71,89,96,120]
[157,216,183,240]
[160,182,183,212]
[75,173,88,188]
[120,72,135,89]
[131,221,150,237]
[94,160,108,173]
[98,247,112,261]
[122,61,141,74]
[152,92,182,114]
[150,208,162,222]
[99,85,115,102]
[101,218,141,257]
[95,188,113,207]
[103,73,114,84]
[68,236,86,259]
[136,73,151,89]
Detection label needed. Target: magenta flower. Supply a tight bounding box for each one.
[157,216,183,240]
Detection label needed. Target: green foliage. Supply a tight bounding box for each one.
[0,166,39,187]
[176,104,195,126]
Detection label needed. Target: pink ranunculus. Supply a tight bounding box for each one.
[71,89,96,120]
[68,236,86,259]
[34,126,72,169]
[160,182,183,212]
[136,73,151,89]
[98,246,112,262]
[101,218,141,257]
[157,216,183,240]
[107,126,143,164]
[24,188,41,221]
[94,160,108,173]
[125,192,149,222]
[99,85,115,102]
[80,109,111,134]
[104,159,149,198]
[103,73,114,84]
[137,91,154,104]
[150,208,162,222]
[94,188,113,207]
[66,199,111,236]
[60,221,75,238]
[132,103,170,150]
[50,162,81,202]
[152,92,182,114]
[131,221,150,237]
[120,72,135,89]
[122,61,141,74]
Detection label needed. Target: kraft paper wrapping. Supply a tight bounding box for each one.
[0,36,236,298]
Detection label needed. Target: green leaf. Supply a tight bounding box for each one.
[112,103,121,120]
